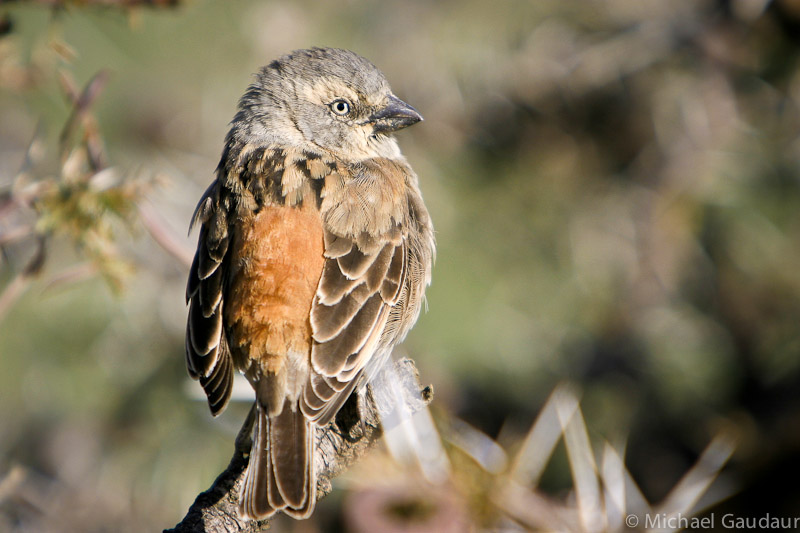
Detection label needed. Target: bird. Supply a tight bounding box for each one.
[184,47,435,520]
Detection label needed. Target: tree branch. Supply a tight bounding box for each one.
[165,358,433,533]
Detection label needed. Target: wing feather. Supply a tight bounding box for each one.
[310,293,384,376]
[380,241,406,304]
[304,219,408,422]
[310,283,372,342]
[323,229,353,258]
[309,374,337,403]
[337,246,378,280]
[185,181,234,416]
[188,298,222,359]
[365,243,394,292]
[199,264,224,317]
[317,257,362,306]
[200,337,233,415]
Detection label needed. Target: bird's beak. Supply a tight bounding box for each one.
[370,95,423,134]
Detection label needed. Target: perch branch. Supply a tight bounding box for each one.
[165,357,433,533]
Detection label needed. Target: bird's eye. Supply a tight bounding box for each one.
[329,99,351,116]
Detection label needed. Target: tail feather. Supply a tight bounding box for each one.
[239,401,316,520]
[239,404,275,519]
[266,449,286,511]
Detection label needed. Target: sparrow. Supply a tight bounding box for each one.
[184,47,434,520]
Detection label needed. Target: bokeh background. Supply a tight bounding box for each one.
[2,0,800,531]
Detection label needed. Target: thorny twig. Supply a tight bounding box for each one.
[0,68,149,317]
[58,69,110,171]
[137,200,194,268]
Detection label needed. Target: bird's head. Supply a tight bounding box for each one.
[233,47,422,161]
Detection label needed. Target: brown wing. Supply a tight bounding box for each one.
[300,157,434,426]
[301,226,406,425]
[185,181,234,416]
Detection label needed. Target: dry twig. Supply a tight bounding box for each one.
[165,358,433,533]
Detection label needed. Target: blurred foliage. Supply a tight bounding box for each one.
[2,0,800,531]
